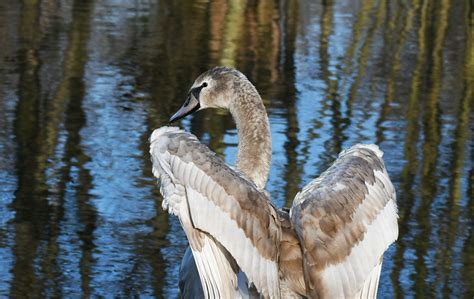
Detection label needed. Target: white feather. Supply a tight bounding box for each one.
[185,185,280,298]
[320,200,398,298]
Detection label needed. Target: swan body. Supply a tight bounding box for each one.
[149,67,398,298]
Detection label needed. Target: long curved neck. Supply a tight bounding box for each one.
[228,83,271,190]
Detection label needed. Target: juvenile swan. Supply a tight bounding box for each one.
[149,67,398,298]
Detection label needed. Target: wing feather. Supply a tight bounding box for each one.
[150,126,281,298]
[186,186,280,298]
[151,127,239,298]
[290,144,398,298]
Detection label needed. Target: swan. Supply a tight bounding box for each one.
[149,67,399,298]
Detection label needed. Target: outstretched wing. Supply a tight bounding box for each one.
[290,144,398,298]
[150,126,281,298]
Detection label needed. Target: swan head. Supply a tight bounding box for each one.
[169,67,249,123]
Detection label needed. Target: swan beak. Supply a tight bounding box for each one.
[169,94,200,123]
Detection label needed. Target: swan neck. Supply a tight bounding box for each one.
[229,87,271,190]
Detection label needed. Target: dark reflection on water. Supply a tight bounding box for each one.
[0,0,472,297]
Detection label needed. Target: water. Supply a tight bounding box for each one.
[0,0,472,297]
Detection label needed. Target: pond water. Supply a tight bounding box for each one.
[0,0,472,297]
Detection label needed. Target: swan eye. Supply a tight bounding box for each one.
[202,82,208,88]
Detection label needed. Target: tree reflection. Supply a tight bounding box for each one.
[0,0,472,297]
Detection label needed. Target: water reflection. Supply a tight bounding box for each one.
[0,0,472,297]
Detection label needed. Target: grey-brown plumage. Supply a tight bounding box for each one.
[194,67,272,190]
[150,127,281,298]
[291,145,398,298]
[150,67,398,299]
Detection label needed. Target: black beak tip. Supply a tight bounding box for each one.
[168,112,184,124]
[167,102,200,126]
